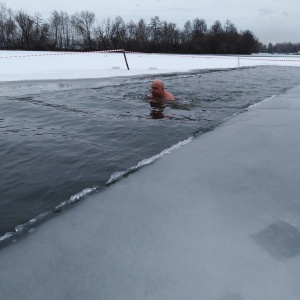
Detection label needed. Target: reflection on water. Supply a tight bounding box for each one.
[148,98,183,119]
[149,99,167,119]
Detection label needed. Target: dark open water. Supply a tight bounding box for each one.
[1,66,300,244]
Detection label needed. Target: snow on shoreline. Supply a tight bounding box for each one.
[1,50,300,82]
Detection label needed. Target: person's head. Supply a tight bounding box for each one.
[151,79,165,98]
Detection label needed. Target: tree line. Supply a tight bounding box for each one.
[0,2,261,54]
[260,42,300,54]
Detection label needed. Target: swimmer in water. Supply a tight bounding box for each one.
[147,79,175,101]
[147,79,175,119]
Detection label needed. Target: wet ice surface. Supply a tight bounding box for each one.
[1,66,300,239]
[253,221,300,260]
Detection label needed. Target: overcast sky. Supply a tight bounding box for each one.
[3,0,300,45]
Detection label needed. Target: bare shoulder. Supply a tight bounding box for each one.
[164,90,175,101]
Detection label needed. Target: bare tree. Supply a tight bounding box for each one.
[125,20,136,50]
[223,20,239,53]
[192,18,207,53]
[207,20,224,53]
[161,21,180,52]
[94,18,114,50]
[0,3,16,48]
[238,30,259,54]
[0,2,7,46]
[192,18,207,38]
[31,12,49,49]
[15,10,34,49]
[148,16,162,49]
[61,12,72,49]
[135,18,148,51]
[182,21,192,41]
[5,9,16,48]
[179,21,192,52]
[49,10,61,49]
[110,16,126,49]
[49,11,72,49]
[72,10,95,50]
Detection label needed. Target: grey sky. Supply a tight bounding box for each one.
[3,0,300,44]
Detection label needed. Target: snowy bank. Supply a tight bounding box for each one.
[1,50,300,82]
